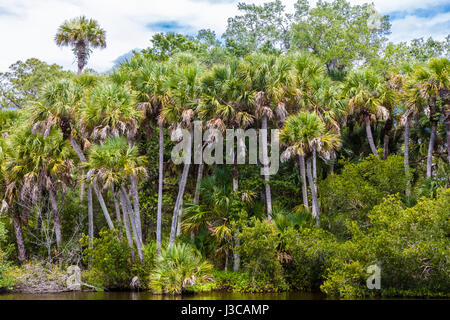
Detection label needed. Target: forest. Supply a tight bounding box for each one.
[0,0,449,298]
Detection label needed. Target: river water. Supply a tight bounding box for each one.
[0,291,328,300]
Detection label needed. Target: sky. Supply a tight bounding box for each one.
[0,0,449,73]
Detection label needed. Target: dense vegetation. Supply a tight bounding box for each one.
[0,0,449,298]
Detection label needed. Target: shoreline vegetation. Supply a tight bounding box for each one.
[0,0,449,299]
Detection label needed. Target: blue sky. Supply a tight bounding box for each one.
[0,0,448,73]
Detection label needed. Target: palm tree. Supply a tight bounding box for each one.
[162,54,202,247]
[343,69,389,157]
[280,112,340,225]
[135,60,171,254]
[27,79,115,231]
[55,16,106,75]
[87,136,148,263]
[243,54,292,219]
[81,82,144,243]
[413,58,450,177]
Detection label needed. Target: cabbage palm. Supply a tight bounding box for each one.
[27,79,115,230]
[82,82,144,243]
[343,69,389,157]
[413,58,450,176]
[162,56,202,247]
[243,54,292,218]
[136,60,171,254]
[280,112,340,224]
[55,16,106,75]
[87,136,147,263]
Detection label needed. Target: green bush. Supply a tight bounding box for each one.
[237,219,288,291]
[150,243,213,294]
[81,228,133,289]
[281,227,338,290]
[320,154,411,236]
[213,270,288,293]
[321,189,450,298]
[0,222,14,289]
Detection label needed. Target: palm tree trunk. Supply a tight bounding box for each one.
[130,174,142,245]
[404,115,411,196]
[80,182,85,201]
[168,124,193,247]
[306,156,320,226]
[232,159,240,272]
[445,118,450,166]
[111,185,121,222]
[156,122,164,255]
[383,118,393,160]
[261,116,272,219]
[12,214,26,262]
[233,231,240,272]
[120,187,144,263]
[176,198,183,237]
[365,115,378,156]
[119,190,135,263]
[87,186,94,248]
[299,154,308,209]
[427,122,437,178]
[69,135,114,230]
[48,187,62,250]
[194,164,204,205]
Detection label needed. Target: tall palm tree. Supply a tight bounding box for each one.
[162,55,202,247]
[136,60,171,254]
[413,58,450,177]
[27,79,115,230]
[87,136,147,263]
[243,54,292,219]
[55,16,106,75]
[280,112,340,225]
[343,69,389,157]
[81,82,144,243]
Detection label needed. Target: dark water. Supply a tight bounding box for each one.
[0,290,328,300]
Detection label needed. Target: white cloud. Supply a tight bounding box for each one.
[389,12,450,43]
[0,0,448,73]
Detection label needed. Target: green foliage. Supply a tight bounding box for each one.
[0,222,13,289]
[0,58,70,108]
[81,229,133,288]
[281,227,338,290]
[150,243,213,294]
[213,270,288,293]
[238,219,287,289]
[320,154,411,235]
[321,189,450,297]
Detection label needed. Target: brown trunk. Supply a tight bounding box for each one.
[12,214,26,262]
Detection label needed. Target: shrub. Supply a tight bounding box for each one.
[80,228,133,289]
[237,219,288,291]
[321,189,450,298]
[281,227,338,290]
[150,243,213,294]
[0,222,13,289]
[320,154,410,236]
